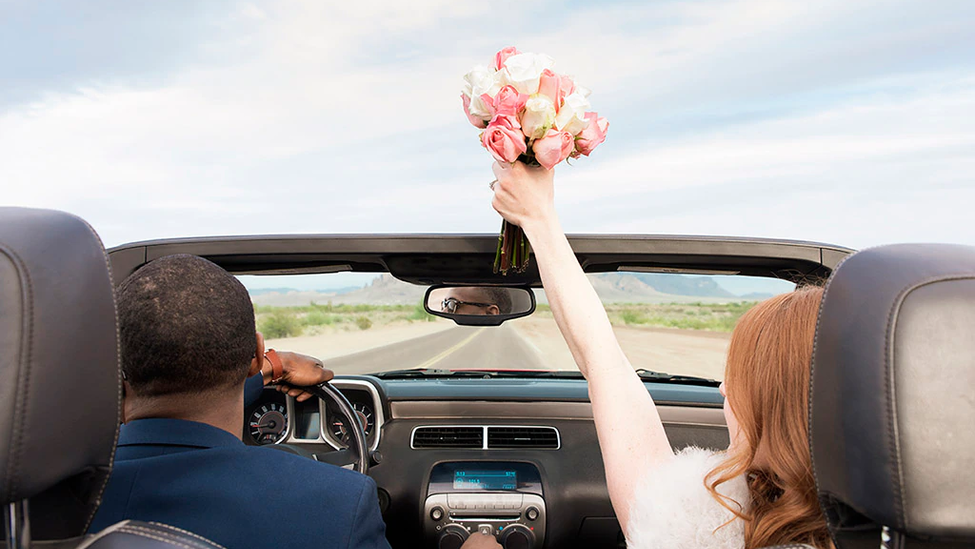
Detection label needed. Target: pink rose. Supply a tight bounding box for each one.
[481,115,527,163]
[493,85,528,117]
[537,69,561,109]
[574,112,609,156]
[461,94,488,129]
[494,46,520,71]
[532,129,574,169]
[479,93,497,119]
[558,75,575,104]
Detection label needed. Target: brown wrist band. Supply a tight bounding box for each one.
[264,349,284,383]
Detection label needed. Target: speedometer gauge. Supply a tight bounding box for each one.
[249,402,288,445]
[330,402,374,444]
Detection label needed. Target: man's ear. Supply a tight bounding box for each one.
[487,305,500,316]
[248,332,266,377]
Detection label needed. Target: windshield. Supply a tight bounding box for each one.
[240,272,795,381]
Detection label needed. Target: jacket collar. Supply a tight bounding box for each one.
[118,418,243,449]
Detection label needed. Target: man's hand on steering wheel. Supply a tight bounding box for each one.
[262,350,334,401]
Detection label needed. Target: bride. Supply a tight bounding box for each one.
[490,161,832,549]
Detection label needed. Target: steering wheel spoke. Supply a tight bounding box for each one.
[315,448,358,468]
[306,382,370,475]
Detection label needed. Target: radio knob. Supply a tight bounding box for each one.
[430,506,445,521]
[499,524,534,549]
[438,524,469,549]
[525,506,539,521]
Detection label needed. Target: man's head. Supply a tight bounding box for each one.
[118,254,259,398]
[441,286,513,316]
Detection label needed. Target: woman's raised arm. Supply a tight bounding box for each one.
[491,161,673,531]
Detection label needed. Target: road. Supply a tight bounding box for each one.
[271,318,730,379]
[325,323,547,374]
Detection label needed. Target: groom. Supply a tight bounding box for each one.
[89,254,500,549]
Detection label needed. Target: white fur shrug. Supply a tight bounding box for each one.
[626,447,749,549]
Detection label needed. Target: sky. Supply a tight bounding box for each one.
[2,0,973,251]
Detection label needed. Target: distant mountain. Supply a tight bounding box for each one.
[248,286,361,297]
[248,287,298,296]
[628,273,737,298]
[251,275,424,307]
[333,274,426,305]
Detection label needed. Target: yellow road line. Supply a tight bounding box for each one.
[413,328,485,370]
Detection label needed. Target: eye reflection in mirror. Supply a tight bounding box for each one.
[439,287,511,315]
[424,286,534,326]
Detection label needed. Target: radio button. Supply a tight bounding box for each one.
[430,507,445,521]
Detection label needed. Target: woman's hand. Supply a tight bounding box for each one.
[491,161,556,234]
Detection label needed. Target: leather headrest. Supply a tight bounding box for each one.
[810,243,975,547]
[0,207,121,536]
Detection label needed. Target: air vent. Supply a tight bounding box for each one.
[412,426,484,449]
[487,426,560,449]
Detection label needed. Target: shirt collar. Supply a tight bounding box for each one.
[118,418,244,449]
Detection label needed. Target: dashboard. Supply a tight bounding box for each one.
[243,376,729,549]
[245,379,384,451]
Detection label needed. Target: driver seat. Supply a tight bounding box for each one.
[0,207,221,549]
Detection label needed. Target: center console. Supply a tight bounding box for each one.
[422,461,546,549]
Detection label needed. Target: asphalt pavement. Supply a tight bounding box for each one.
[325,323,548,374]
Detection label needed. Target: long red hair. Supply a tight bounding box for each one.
[705,286,832,548]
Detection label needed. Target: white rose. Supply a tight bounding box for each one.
[501,52,555,95]
[555,92,591,135]
[463,65,493,96]
[463,65,503,118]
[521,96,557,140]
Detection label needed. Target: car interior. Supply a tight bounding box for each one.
[2,206,973,549]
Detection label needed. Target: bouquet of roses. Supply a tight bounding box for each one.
[462,46,608,275]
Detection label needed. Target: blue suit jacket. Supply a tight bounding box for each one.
[89,379,390,549]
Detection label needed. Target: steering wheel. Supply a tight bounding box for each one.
[306,382,370,475]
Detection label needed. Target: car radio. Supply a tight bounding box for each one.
[422,462,545,549]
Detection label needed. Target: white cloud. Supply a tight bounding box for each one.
[0,0,972,250]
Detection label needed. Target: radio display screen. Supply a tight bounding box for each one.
[453,470,518,491]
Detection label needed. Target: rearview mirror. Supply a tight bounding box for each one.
[424,286,535,326]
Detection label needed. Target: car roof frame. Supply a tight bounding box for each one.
[107,233,854,287]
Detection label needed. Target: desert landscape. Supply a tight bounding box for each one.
[253,272,777,380]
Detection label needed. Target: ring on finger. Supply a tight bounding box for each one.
[489,179,498,191]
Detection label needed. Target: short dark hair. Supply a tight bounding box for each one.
[480,287,513,314]
[117,254,256,397]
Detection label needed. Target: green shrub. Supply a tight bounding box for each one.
[355,316,373,330]
[302,311,339,327]
[258,311,303,339]
[621,310,648,324]
[407,304,436,322]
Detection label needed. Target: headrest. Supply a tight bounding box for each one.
[810,244,975,547]
[0,207,121,537]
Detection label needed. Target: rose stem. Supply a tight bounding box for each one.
[500,223,511,274]
[494,220,505,274]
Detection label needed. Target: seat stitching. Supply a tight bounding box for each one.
[884,273,975,532]
[807,251,849,547]
[0,244,34,501]
[76,215,124,532]
[146,522,228,548]
[115,526,198,549]
[120,525,212,548]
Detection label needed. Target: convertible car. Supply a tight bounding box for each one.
[2,207,973,549]
[108,231,847,548]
